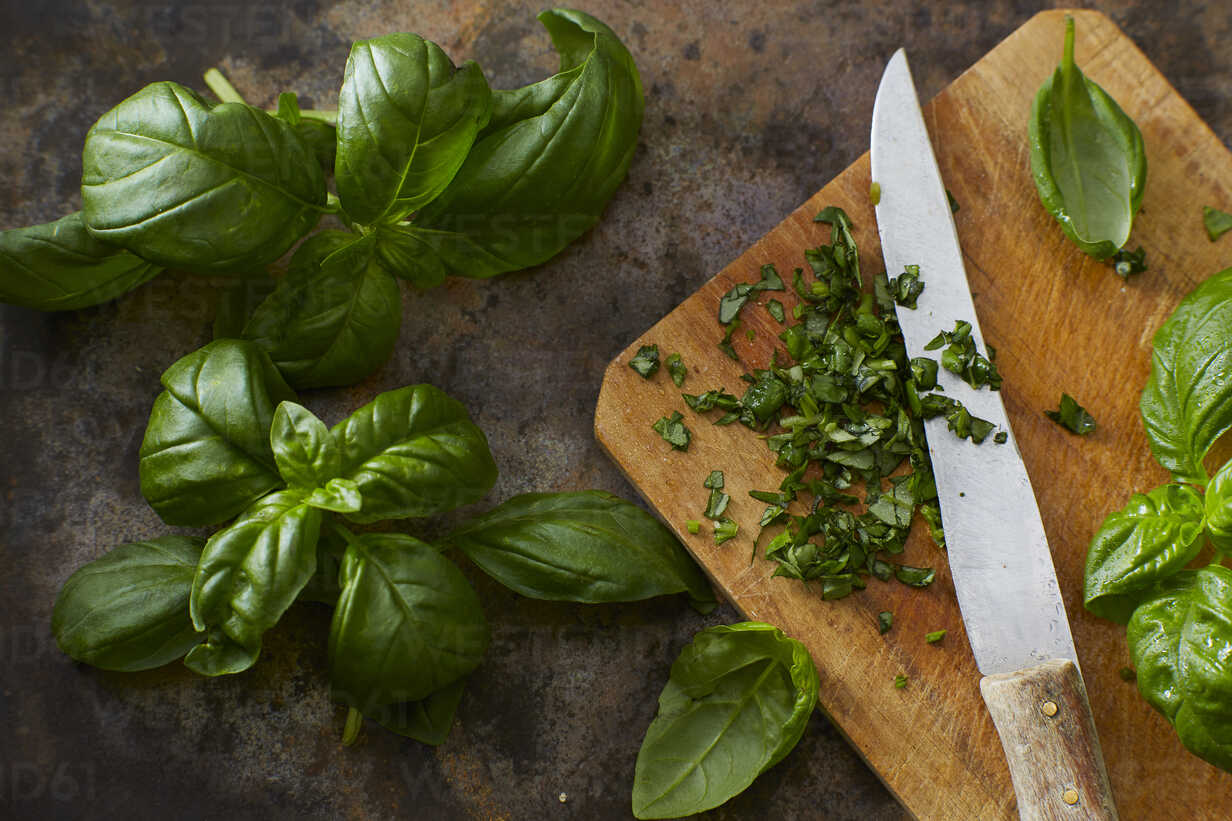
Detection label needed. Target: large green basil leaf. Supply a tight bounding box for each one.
[632,622,819,819]
[328,533,488,711]
[330,384,497,522]
[449,491,716,611]
[52,535,203,671]
[409,9,643,279]
[1028,16,1146,260]
[1128,565,1232,773]
[242,231,402,390]
[0,212,162,311]
[366,678,467,746]
[185,490,322,675]
[81,81,327,274]
[138,339,296,526]
[1140,267,1232,484]
[1207,459,1232,552]
[335,33,490,225]
[273,92,336,172]
[373,224,448,290]
[270,401,340,489]
[1084,484,1205,624]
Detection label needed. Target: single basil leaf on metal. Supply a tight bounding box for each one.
[243,231,402,390]
[448,491,716,612]
[1140,267,1232,484]
[411,9,643,278]
[632,622,819,819]
[305,478,363,514]
[331,384,498,522]
[138,339,297,526]
[329,533,488,712]
[273,92,336,172]
[270,400,340,489]
[185,490,322,676]
[335,33,491,225]
[81,81,327,274]
[1028,16,1146,260]
[365,678,466,746]
[1127,566,1232,773]
[0,211,163,311]
[1083,484,1205,624]
[52,535,203,671]
[373,224,448,289]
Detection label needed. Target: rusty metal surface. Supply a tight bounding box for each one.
[1,1,1229,819]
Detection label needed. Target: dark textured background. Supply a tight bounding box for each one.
[2,2,1230,819]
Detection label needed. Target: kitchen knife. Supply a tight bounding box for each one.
[870,50,1118,821]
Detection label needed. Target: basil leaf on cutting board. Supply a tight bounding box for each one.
[138,339,297,527]
[1140,267,1232,485]
[52,536,203,671]
[0,212,162,311]
[632,622,819,819]
[1083,484,1205,624]
[335,32,491,225]
[81,81,327,274]
[1028,16,1146,260]
[448,491,716,611]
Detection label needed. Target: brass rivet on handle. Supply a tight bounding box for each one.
[1062,788,1079,805]
[1041,700,1059,717]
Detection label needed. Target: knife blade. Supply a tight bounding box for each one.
[870,49,1118,821]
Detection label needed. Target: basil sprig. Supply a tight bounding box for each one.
[1085,266,1232,774]
[1028,16,1147,260]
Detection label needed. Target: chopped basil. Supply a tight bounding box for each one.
[703,470,725,489]
[686,520,701,535]
[925,629,947,644]
[993,431,1008,444]
[1204,205,1232,241]
[870,181,882,205]
[629,344,660,378]
[766,299,786,323]
[946,188,960,213]
[665,352,687,387]
[652,411,691,450]
[718,320,741,361]
[894,674,908,689]
[887,264,924,309]
[924,320,1002,390]
[714,517,738,544]
[718,264,786,325]
[704,488,730,519]
[1045,393,1096,435]
[1111,246,1147,278]
[894,564,936,588]
[877,611,893,634]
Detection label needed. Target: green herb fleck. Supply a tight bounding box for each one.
[1118,666,1137,683]
[714,517,739,544]
[1204,206,1232,241]
[946,188,960,213]
[894,564,936,588]
[878,611,893,634]
[766,299,786,323]
[1111,246,1147,278]
[870,181,882,205]
[887,264,924,309]
[718,320,741,361]
[1045,393,1096,435]
[652,411,691,450]
[894,674,909,689]
[665,353,687,387]
[686,520,701,535]
[703,470,725,489]
[994,431,1008,444]
[925,629,947,644]
[704,488,730,519]
[629,344,660,378]
[925,320,1001,390]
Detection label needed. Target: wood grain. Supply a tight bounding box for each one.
[595,8,1232,820]
[981,660,1118,820]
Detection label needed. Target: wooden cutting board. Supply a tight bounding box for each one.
[595,9,1232,820]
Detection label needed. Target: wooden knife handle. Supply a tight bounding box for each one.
[979,659,1118,820]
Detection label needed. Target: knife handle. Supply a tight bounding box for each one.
[980,659,1118,820]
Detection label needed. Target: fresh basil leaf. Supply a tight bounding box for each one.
[1128,566,1232,773]
[185,490,322,675]
[631,622,819,819]
[335,33,491,225]
[298,527,346,606]
[1205,459,1232,553]
[449,491,716,611]
[138,339,296,526]
[271,401,340,488]
[629,344,660,378]
[81,81,327,274]
[1084,484,1205,624]
[305,478,363,514]
[1028,16,1146,260]
[329,533,488,711]
[652,411,691,450]
[1045,392,1096,435]
[0,212,162,311]
[213,274,277,339]
[241,231,402,389]
[1140,267,1232,484]
[366,677,466,745]
[273,92,336,172]
[1204,206,1232,242]
[52,535,203,671]
[331,384,498,522]
[409,9,643,278]
[373,223,448,289]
